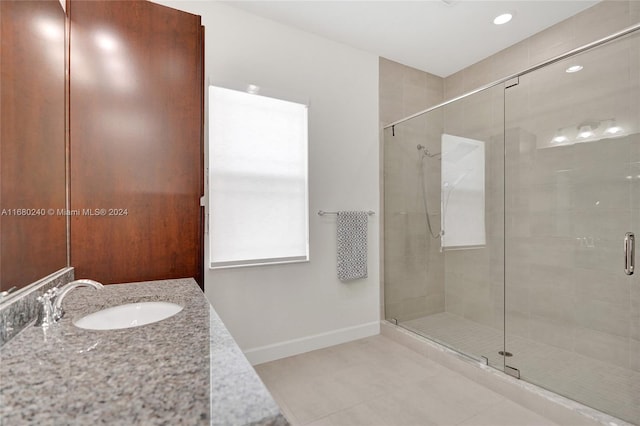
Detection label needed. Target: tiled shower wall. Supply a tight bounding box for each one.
[440,86,505,331]
[442,0,640,370]
[501,39,640,373]
[382,0,639,369]
[380,58,444,321]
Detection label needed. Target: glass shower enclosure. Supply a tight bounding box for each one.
[383,27,639,424]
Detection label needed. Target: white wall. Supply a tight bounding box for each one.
[152,1,380,364]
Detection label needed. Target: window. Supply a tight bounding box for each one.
[209,86,309,268]
[440,134,485,249]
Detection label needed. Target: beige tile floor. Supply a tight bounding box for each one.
[254,335,559,426]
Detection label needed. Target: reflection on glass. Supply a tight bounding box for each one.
[0,0,67,295]
[505,31,639,425]
[384,83,505,371]
[384,25,638,425]
[441,134,485,250]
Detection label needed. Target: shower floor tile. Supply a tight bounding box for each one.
[403,312,640,425]
[254,335,558,426]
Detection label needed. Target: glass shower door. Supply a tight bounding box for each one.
[437,85,506,370]
[383,83,506,371]
[504,31,640,424]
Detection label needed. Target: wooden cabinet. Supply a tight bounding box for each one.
[69,1,204,286]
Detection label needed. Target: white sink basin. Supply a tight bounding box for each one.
[73,302,183,330]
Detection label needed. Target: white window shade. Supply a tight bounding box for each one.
[209,86,309,268]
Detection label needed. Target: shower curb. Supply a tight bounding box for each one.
[380,320,633,426]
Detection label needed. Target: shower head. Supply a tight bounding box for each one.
[417,144,441,159]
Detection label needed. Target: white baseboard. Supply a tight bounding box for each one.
[244,321,380,366]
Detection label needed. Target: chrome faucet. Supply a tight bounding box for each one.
[36,279,104,327]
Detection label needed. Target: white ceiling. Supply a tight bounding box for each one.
[224,0,600,77]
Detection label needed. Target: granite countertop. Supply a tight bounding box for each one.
[0,279,287,426]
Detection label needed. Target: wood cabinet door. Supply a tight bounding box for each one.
[69,0,203,286]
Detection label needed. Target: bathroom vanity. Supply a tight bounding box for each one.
[0,279,286,425]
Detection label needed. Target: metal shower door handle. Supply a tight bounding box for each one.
[624,232,635,275]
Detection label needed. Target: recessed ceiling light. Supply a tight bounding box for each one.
[246,84,260,94]
[493,13,513,25]
[566,65,583,73]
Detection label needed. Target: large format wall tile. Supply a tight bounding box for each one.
[381,58,444,322]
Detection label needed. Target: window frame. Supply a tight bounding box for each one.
[208,85,310,270]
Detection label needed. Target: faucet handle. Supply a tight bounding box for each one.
[45,287,60,298]
[40,287,61,303]
[35,288,59,327]
[37,288,58,305]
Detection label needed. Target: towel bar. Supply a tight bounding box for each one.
[317,210,375,216]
